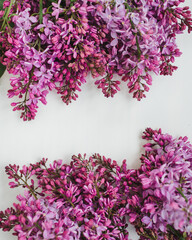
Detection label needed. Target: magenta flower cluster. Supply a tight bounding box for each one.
[0,0,191,120]
[1,129,192,239]
[0,154,130,240]
[127,128,192,240]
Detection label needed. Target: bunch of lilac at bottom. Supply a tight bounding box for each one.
[0,0,192,120]
[0,154,130,240]
[127,128,192,240]
[1,129,192,240]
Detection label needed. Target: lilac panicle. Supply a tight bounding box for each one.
[0,0,191,120]
[1,129,192,239]
[0,154,130,239]
[126,128,192,240]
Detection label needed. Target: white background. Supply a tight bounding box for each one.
[0,1,192,239]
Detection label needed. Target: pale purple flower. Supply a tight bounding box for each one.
[52,0,63,19]
[0,154,130,239]
[0,0,191,120]
[127,128,192,239]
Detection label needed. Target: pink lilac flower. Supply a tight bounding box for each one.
[0,0,191,120]
[52,0,63,19]
[1,130,192,239]
[0,154,130,239]
[126,128,192,240]
[0,0,109,120]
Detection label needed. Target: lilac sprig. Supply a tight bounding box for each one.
[0,0,110,120]
[0,0,191,120]
[126,128,192,240]
[1,129,192,239]
[0,154,130,239]
[97,0,191,100]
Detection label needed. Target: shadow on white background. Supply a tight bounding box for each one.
[0,1,192,238]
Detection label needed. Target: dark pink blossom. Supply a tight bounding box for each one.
[0,0,191,120]
[0,155,130,239]
[126,128,192,240]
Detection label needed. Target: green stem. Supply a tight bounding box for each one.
[124,2,138,12]
[129,18,142,58]
[167,224,186,239]
[18,176,38,199]
[53,188,75,208]
[136,35,141,58]
[139,231,156,240]
[34,222,43,231]
[1,0,15,31]
[23,68,35,104]
[39,0,43,24]
[176,187,188,203]
[94,181,100,198]
[62,194,75,208]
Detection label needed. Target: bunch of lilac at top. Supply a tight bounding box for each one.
[97,0,192,99]
[0,154,130,239]
[126,128,192,240]
[0,0,192,120]
[0,0,110,120]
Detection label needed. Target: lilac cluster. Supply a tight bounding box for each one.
[1,129,192,239]
[0,0,191,120]
[0,0,110,120]
[0,154,130,239]
[96,0,185,100]
[127,128,192,240]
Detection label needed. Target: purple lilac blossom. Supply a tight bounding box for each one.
[126,128,192,240]
[1,129,192,239]
[0,0,191,120]
[0,154,130,239]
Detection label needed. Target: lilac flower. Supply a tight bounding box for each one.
[0,154,130,239]
[15,8,37,31]
[126,128,192,239]
[52,0,63,19]
[0,0,191,120]
[142,216,153,228]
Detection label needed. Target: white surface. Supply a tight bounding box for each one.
[0,2,192,239]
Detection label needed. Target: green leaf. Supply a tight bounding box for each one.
[0,0,5,11]
[0,61,6,78]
